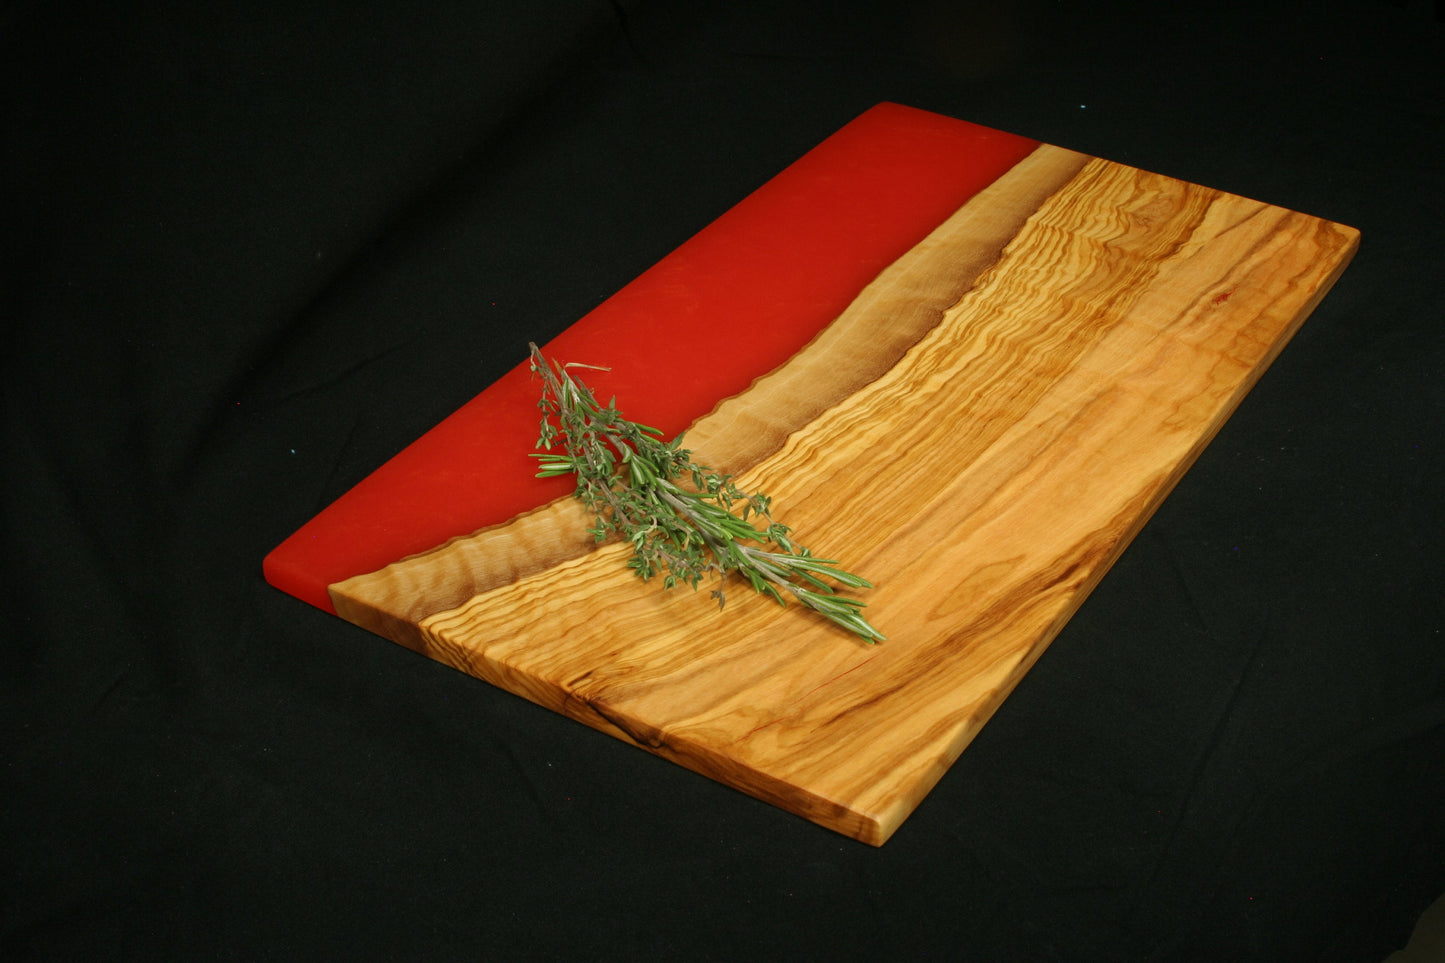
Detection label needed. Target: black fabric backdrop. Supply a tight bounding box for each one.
[4,1,1442,959]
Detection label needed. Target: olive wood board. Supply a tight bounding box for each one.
[265,104,1358,845]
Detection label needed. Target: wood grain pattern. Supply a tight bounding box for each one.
[331,146,1357,845]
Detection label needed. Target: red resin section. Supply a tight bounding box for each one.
[264,103,1039,613]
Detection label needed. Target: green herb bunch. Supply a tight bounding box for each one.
[529,344,883,643]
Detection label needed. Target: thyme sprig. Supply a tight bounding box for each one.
[528,344,883,643]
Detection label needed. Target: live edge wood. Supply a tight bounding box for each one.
[330,144,1357,845]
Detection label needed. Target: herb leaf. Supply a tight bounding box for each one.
[529,343,883,643]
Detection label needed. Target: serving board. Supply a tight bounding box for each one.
[265,103,1358,845]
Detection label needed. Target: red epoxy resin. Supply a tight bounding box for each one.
[264,104,1039,612]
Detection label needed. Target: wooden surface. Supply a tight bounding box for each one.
[318,129,1357,843]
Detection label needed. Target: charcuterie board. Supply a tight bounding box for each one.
[265,103,1358,844]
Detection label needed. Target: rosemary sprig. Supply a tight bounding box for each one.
[528,343,883,643]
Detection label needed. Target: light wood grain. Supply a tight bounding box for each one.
[332,148,1357,844]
